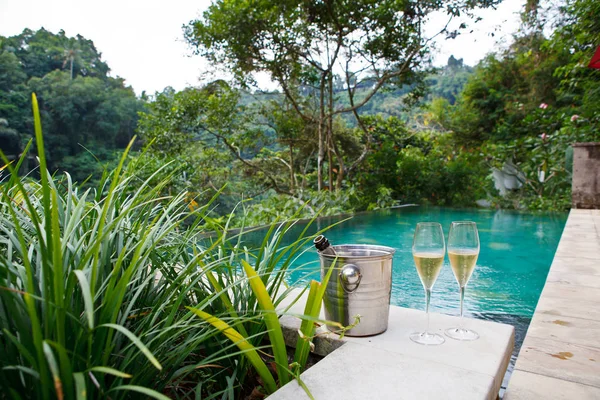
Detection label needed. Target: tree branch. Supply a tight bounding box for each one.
[198,123,295,197]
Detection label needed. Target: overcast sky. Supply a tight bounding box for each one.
[0,0,524,95]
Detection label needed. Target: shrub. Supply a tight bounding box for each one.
[0,94,327,399]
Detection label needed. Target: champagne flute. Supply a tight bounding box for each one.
[445,221,480,341]
[410,222,445,346]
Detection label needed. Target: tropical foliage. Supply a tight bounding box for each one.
[0,95,334,399]
[185,0,499,192]
[435,0,600,210]
[2,0,600,398]
[0,28,144,184]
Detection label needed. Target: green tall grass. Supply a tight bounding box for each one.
[0,93,333,399]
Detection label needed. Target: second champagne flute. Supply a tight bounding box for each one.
[445,221,480,341]
[410,222,445,346]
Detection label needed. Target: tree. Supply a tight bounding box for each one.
[0,40,29,156]
[438,0,600,210]
[447,55,463,69]
[0,44,26,91]
[0,118,21,157]
[185,0,500,191]
[0,29,143,183]
[27,71,142,173]
[3,28,109,79]
[138,82,316,208]
[62,41,81,80]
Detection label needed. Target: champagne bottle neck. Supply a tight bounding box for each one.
[314,235,336,255]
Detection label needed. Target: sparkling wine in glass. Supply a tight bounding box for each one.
[445,221,480,341]
[410,222,445,346]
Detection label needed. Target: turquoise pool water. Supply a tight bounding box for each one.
[279,206,567,319]
[243,206,566,389]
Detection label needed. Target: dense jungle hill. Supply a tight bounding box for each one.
[0,28,471,185]
[1,0,599,224]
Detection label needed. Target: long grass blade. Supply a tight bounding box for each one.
[87,366,132,378]
[241,259,290,386]
[186,307,278,394]
[98,324,162,371]
[107,385,171,400]
[294,257,336,369]
[2,366,40,380]
[5,195,49,398]
[202,267,249,338]
[293,280,319,368]
[73,373,87,400]
[43,342,64,400]
[73,271,94,330]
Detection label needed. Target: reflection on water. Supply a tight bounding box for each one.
[488,242,512,250]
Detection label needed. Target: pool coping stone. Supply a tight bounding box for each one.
[273,288,515,399]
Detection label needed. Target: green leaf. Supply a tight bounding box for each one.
[294,256,336,370]
[2,365,40,380]
[187,307,278,394]
[73,373,87,400]
[43,342,63,400]
[293,280,320,368]
[98,324,162,371]
[87,366,132,378]
[108,385,171,400]
[73,270,94,330]
[241,259,290,386]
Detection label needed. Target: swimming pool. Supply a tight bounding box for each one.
[244,206,566,391]
[282,207,566,320]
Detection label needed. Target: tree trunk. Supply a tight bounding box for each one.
[289,142,295,193]
[301,150,314,191]
[327,144,333,191]
[317,73,327,191]
[327,73,335,191]
[332,136,345,189]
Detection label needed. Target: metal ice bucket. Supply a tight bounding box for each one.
[319,244,395,336]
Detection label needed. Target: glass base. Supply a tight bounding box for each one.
[445,327,479,341]
[410,331,445,346]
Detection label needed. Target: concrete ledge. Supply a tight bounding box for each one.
[275,289,514,399]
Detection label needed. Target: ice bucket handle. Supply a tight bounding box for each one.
[339,264,362,293]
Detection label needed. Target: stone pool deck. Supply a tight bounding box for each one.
[505,209,600,399]
[274,290,514,399]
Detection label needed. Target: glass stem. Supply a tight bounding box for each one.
[459,286,465,330]
[425,288,431,334]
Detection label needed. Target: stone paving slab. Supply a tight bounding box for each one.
[514,336,600,387]
[553,244,600,259]
[550,257,600,276]
[545,269,600,288]
[535,295,600,322]
[505,370,600,400]
[528,306,600,350]
[525,313,600,349]
[505,209,600,399]
[276,289,514,399]
[538,281,600,302]
[270,341,497,400]
[342,306,514,390]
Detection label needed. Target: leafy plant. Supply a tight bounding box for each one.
[188,255,337,398]
[0,93,334,399]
